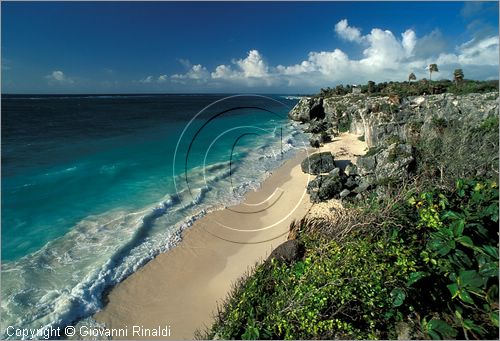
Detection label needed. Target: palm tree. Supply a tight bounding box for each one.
[429,64,439,81]
[453,68,464,85]
[408,72,416,82]
[367,80,376,94]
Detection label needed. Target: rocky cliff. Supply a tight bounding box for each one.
[289,92,499,148]
[290,92,499,202]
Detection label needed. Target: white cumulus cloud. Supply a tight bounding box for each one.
[334,19,364,43]
[140,18,498,91]
[140,75,154,83]
[171,64,209,81]
[45,70,74,84]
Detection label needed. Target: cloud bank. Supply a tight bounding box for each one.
[141,19,499,90]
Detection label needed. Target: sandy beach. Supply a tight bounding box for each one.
[94,133,367,339]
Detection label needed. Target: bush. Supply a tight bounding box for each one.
[407,179,499,339]
[415,116,499,189]
[204,234,419,339]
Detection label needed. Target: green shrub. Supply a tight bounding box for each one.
[386,134,401,146]
[204,233,419,340]
[407,179,499,339]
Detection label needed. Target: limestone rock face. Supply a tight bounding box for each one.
[304,119,328,134]
[376,143,414,181]
[292,92,499,148]
[288,97,325,122]
[356,143,414,186]
[301,152,336,175]
[295,92,498,201]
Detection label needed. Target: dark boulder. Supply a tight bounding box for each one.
[307,173,345,203]
[309,132,331,148]
[301,152,336,175]
[267,239,305,264]
[309,137,321,148]
[344,175,361,190]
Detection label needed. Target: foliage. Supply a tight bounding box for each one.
[429,64,439,81]
[204,232,419,339]
[365,146,382,157]
[385,134,402,146]
[338,114,352,132]
[315,79,498,98]
[407,179,499,339]
[453,69,464,84]
[414,116,499,189]
[200,179,499,340]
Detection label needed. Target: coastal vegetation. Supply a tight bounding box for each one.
[316,78,499,98]
[199,82,499,339]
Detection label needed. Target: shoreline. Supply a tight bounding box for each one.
[94,133,367,339]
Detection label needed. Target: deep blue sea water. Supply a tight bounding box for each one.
[1,94,307,336]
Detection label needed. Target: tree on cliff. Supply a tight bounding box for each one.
[408,72,416,82]
[453,68,464,84]
[367,80,376,94]
[428,64,439,81]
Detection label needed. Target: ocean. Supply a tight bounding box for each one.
[0,94,307,337]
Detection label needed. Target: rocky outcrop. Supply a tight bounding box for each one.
[307,173,345,203]
[306,165,362,203]
[292,92,498,202]
[356,142,415,186]
[301,152,336,174]
[290,92,499,148]
[288,97,325,122]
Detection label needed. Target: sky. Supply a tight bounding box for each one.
[2,1,499,94]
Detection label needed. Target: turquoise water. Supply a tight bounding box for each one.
[1,94,307,336]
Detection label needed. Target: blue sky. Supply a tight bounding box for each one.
[2,1,499,94]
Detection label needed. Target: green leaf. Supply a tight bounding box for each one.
[293,261,305,277]
[427,319,458,339]
[428,238,453,256]
[482,245,499,260]
[242,325,259,340]
[460,270,485,288]
[490,311,499,327]
[453,249,473,268]
[462,319,485,335]
[451,219,465,237]
[427,329,441,340]
[457,236,474,249]
[479,261,499,278]
[458,290,475,305]
[441,210,460,220]
[447,283,459,299]
[390,288,406,307]
[407,271,429,286]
